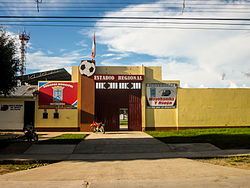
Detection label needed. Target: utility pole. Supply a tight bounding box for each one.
[36,0,43,12]
[19,29,30,76]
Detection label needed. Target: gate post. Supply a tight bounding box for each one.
[80,76,95,131]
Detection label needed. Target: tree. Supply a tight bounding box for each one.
[0,27,20,96]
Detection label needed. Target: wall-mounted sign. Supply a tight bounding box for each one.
[146,83,177,108]
[0,104,23,111]
[93,75,144,82]
[38,82,77,109]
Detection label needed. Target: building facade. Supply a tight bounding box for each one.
[33,66,250,132]
[1,66,249,131]
[0,85,37,130]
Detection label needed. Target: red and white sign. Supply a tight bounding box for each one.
[38,81,77,108]
[93,75,144,82]
[146,83,177,108]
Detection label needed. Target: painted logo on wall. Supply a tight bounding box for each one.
[53,86,63,102]
[39,82,77,108]
[146,83,177,108]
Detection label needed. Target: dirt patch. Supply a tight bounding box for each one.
[0,160,56,175]
[195,155,250,170]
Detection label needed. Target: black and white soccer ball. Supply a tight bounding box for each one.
[79,60,96,77]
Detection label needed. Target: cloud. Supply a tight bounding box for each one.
[25,50,81,73]
[1,0,69,16]
[95,0,250,88]
[59,49,66,52]
[101,53,116,57]
[47,50,53,55]
[99,52,131,65]
[75,40,88,48]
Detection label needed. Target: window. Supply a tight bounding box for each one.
[43,109,48,119]
[54,109,59,119]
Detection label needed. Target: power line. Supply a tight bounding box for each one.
[1,16,250,21]
[2,9,250,13]
[3,5,250,9]
[2,19,250,26]
[2,7,250,10]
[3,23,250,30]
[3,5,250,10]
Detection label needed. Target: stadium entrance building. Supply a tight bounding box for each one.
[35,65,179,131]
[77,65,178,131]
[34,65,250,132]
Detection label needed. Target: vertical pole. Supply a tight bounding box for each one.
[176,86,179,131]
[141,65,146,131]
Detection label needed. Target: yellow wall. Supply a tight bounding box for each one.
[178,88,250,127]
[72,66,82,128]
[142,66,163,129]
[35,107,78,128]
[144,66,162,82]
[146,88,250,129]
[72,66,79,82]
[142,66,180,128]
[146,109,177,127]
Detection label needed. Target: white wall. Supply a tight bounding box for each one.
[0,100,24,130]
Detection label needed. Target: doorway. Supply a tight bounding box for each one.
[95,82,142,131]
[24,101,35,128]
[119,108,128,130]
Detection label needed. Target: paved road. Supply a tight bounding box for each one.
[0,131,250,187]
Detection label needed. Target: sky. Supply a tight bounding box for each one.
[1,0,250,88]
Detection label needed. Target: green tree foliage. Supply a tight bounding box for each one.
[0,27,19,95]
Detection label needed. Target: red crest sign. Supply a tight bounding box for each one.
[38,81,77,108]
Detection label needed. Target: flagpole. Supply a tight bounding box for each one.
[91,32,96,61]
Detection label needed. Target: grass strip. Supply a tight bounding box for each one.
[120,120,128,125]
[146,128,250,149]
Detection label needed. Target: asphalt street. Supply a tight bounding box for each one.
[0,131,250,188]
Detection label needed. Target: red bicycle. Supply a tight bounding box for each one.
[90,121,105,134]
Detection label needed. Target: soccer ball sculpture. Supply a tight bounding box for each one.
[79,60,96,77]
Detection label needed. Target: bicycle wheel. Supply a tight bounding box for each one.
[90,126,96,133]
[100,126,105,134]
[33,133,38,143]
